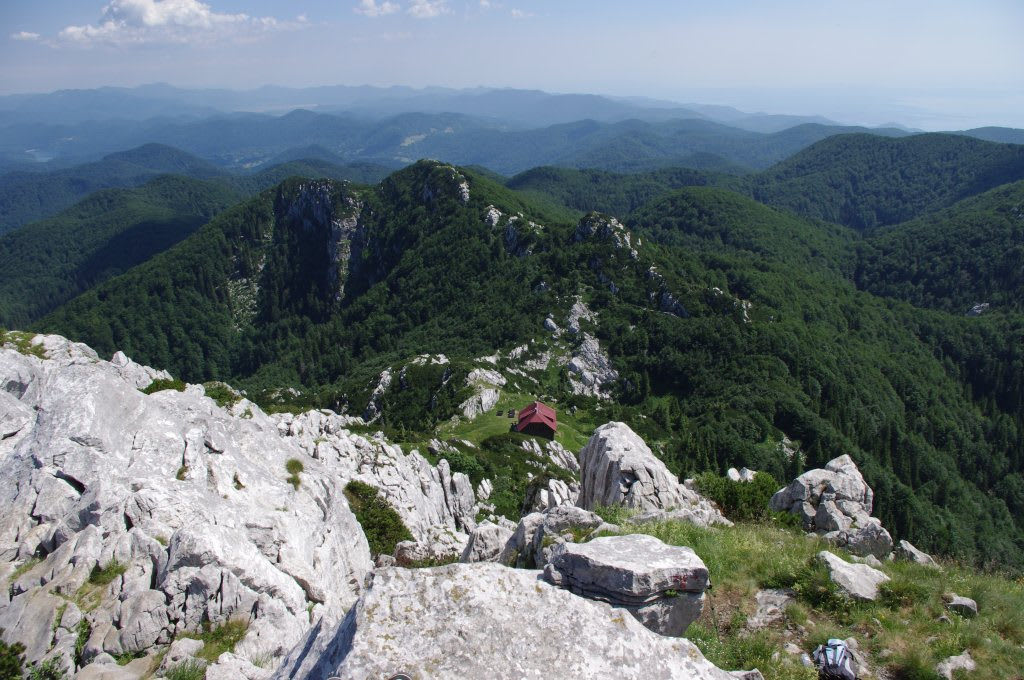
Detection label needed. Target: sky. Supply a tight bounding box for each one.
[1,0,1022,130]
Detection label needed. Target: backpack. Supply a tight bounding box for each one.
[812,638,857,680]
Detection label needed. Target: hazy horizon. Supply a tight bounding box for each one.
[2,0,1022,131]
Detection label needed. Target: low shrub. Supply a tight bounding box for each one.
[880,577,931,609]
[203,382,241,408]
[344,480,414,557]
[27,658,66,680]
[0,631,26,680]
[141,378,186,394]
[693,471,784,522]
[163,659,207,680]
[285,458,304,489]
[89,560,127,586]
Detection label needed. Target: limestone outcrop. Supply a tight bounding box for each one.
[544,534,709,636]
[817,551,890,601]
[272,563,736,680]
[498,505,614,569]
[770,455,894,558]
[578,422,729,527]
[0,335,373,676]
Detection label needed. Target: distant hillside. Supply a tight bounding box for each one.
[0,175,241,327]
[37,162,1024,568]
[958,126,1024,145]
[750,133,1024,229]
[855,180,1024,314]
[0,143,225,232]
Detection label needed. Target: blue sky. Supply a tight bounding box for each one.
[2,0,1022,129]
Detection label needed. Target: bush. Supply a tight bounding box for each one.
[141,378,186,394]
[89,559,127,586]
[344,480,414,557]
[0,631,26,680]
[693,471,783,522]
[285,458,304,489]
[203,382,241,408]
[28,658,66,680]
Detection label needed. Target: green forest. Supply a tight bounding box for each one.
[16,132,1024,572]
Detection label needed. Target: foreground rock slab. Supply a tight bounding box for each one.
[273,563,736,680]
[545,534,709,636]
[935,650,975,679]
[817,551,890,601]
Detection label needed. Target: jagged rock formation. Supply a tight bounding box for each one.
[0,334,486,675]
[544,534,710,636]
[277,410,479,558]
[770,455,894,558]
[459,521,514,563]
[459,367,505,419]
[272,563,736,680]
[523,477,580,513]
[577,422,729,526]
[567,332,619,397]
[497,505,615,569]
[0,335,373,676]
[817,551,890,601]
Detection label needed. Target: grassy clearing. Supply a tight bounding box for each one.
[615,518,1024,679]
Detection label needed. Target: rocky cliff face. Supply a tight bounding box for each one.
[0,334,482,677]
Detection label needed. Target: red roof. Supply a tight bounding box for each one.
[516,401,557,433]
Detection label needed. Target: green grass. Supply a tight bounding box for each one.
[89,560,127,586]
[163,659,206,680]
[178,619,249,663]
[8,557,41,582]
[616,518,1024,679]
[0,330,46,359]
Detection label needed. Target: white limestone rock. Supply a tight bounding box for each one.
[272,563,736,680]
[945,594,978,618]
[771,455,893,558]
[459,521,514,563]
[817,551,890,601]
[567,333,619,398]
[544,534,709,636]
[935,650,976,679]
[896,539,939,568]
[0,335,373,672]
[578,423,729,527]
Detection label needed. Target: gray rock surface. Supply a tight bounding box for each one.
[273,563,736,680]
[746,588,795,630]
[567,333,619,397]
[499,505,613,569]
[578,422,729,527]
[817,551,890,601]
[545,534,709,636]
[459,521,514,563]
[896,539,939,567]
[771,455,893,558]
[945,594,978,618]
[0,335,457,674]
[935,650,976,679]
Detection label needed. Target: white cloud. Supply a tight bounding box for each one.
[354,0,399,17]
[11,31,41,42]
[408,0,450,19]
[510,8,531,18]
[55,0,292,45]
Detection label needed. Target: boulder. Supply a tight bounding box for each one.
[544,534,709,636]
[577,422,729,527]
[272,563,736,680]
[945,594,978,618]
[935,651,975,679]
[459,521,514,563]
[498,505,613,569]
[746,589,795,630]
[896,539,939,568]
[771,455,893,558]
[817,551,890,601]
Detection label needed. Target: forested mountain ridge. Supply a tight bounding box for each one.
[34,161,1024,569]
[748,133,1024,229]
[0,143,225,232]
[0,175,242,328]
[855,180,1024,314]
